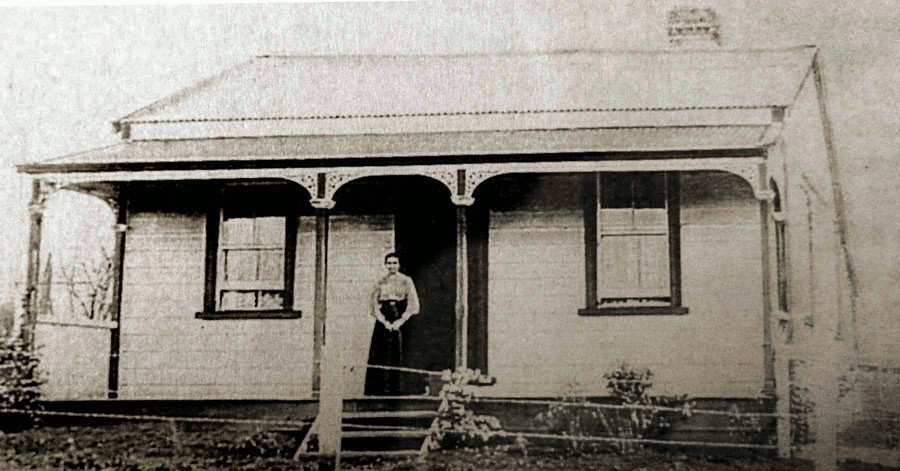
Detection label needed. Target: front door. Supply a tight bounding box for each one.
[394,187,456,394]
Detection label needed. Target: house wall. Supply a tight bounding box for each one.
[117,186,393,400]
[35,319,114,400]
[780,72,845,352]
[119,208,311,399]
[486,171,765,398]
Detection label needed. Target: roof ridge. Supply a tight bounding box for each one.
[120,105,778,125]
[254,45,817,60]
[113,57,260,129]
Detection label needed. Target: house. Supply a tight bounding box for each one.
[16,46,852,403]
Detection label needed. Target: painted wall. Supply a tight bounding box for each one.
[486,171,765,398]
[35,319,114,400]
[119,200,313,399]
[117,191,393,400]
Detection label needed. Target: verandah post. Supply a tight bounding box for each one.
[311,194,334,394]
[758,168,777,396]
[19,179,46,348]
[452,182,474,371]
[107,186,128,399]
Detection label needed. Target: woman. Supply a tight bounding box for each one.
[364,252,420,396]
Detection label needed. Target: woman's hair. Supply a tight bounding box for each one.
[384,252,400,263]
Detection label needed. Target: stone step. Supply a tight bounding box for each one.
[343,410,438,420]
[294,449,423,459]
[342,429,429,438]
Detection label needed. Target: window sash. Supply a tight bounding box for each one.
[584,172,682,309]
[204,185,298,313]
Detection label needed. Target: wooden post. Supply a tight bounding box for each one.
[775,346,791,458]
[583,174,598,309]
[317,344,343,468]
[812,338,839,471]
[760,198,776,395]
[108,187,128,399]
[452,195,473,370]
[21,180,46,348]
[466,202,489,374]
[311,198,334,393]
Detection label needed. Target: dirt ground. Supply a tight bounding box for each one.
[0,422,894,471]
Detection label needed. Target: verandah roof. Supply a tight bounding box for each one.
[22,126,770,173]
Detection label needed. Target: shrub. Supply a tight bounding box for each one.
[536,363,692,454]
[223,429,295,458]
[0,338,44,429]
[429,368,502,450]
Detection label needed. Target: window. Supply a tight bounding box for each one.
[198,184,301,319]
[772,180,789,312]
[580,172,687,316]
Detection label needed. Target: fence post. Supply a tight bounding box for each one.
[317,344,343,469]
[775,347,791,458]
[812,344,840,471]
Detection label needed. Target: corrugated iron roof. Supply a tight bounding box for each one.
[117,47,815,125]
[21,125,769,173]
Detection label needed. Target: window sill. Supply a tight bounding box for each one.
[578,306,689,316]
[195,310,302,320]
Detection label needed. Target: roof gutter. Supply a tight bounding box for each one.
[16,147,767,175]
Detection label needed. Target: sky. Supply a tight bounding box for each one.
[0,1,898,359]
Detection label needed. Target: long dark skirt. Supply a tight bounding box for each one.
[364,300,406,396]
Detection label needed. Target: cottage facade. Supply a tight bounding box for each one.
[18,47,850,401]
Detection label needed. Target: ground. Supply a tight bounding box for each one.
[0,422,895,471]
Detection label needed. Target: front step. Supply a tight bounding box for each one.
[293,450,423,459]
[293,398,443,460]
[342,430,428,438]
[343,410,438,419]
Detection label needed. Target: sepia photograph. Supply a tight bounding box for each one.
[0,1,898,469]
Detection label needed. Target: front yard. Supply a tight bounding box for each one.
[0,421,864,471]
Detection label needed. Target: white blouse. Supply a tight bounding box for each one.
[370,273,421,317]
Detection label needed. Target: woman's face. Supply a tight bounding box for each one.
[385,257,400,274]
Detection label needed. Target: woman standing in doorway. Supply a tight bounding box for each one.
[365,252,420,396]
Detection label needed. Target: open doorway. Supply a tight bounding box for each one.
[336,175,458,395]
[394,179,457,394]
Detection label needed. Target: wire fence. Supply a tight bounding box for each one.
[4,358,871,465]
[491,430,780,451]
[470,397,806,420]
[0,408,313,428]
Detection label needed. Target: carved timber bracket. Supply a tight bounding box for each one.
[28,180,57,215]
[283,173,318,200]
[321,168,457,201]
[463,169,503,199]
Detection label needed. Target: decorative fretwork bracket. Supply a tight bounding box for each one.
[320,168,457,201]
[283,173,319,201]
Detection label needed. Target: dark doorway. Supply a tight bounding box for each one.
[394,181,457,394]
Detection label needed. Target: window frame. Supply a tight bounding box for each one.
[197,184,301,320]
[578,172,688,316]
[771,180,790,313]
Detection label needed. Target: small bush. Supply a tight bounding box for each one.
[429,368,502,450]
[536,363,693,454]
[222,429,295,458]
[0,338,44,430]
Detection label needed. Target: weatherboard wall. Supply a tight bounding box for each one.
[485,171,765,398]
[117,193,392,400]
